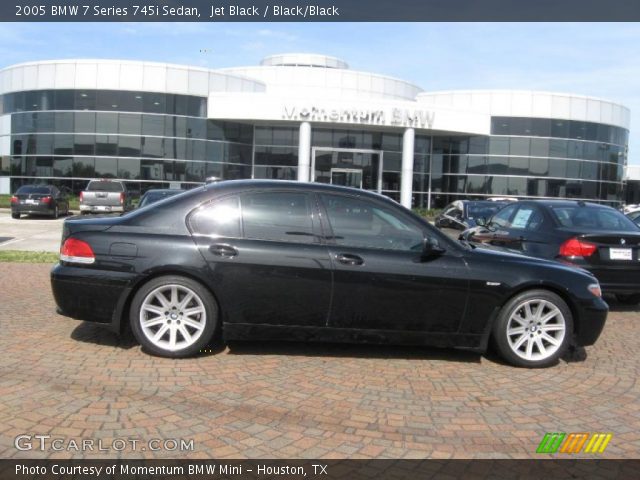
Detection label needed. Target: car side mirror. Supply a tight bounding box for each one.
[476,217,487,227]
[421,238,446,260]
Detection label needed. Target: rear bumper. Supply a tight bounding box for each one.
[12,204,55,215]
[573,297,608,347]
[50,263,136,333]
[79,204,125,213]
[564,261,640,296]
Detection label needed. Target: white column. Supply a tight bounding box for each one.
[297,121,311,182]
[400,127,415,208]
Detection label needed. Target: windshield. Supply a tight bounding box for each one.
[467,203,506,220]
[552,206,639,232]
[86,181,124,192]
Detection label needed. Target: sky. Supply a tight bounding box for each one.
[1,22,638,165]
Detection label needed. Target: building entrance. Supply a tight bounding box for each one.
[312,148,383,193]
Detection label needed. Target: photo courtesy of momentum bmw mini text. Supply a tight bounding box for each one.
[1,1,640,479]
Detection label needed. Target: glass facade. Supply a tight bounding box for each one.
[2,90,253,195]
[411,117,627,208]
[0,90,629,207]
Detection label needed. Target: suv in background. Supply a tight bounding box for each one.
[79,180,132,214]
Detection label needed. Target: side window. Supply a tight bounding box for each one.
[189,196,241,238]
[320,194,424,251]
[510,206,544,231]
[241,191,316,244]
[491,204,518,228]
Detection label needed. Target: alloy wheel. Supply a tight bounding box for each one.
[506,299,566,361]
[139,284,207,352]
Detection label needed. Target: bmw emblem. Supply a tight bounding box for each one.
[620,238,626,245]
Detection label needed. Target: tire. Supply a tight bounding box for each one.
[129,275,219,358]
[492,289,573,368]
[52,205,59,219]
[615,293,640,305]
[11,212,20,219]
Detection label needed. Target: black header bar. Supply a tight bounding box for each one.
[3,0,640,22]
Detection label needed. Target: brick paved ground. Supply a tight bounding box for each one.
[0,263,639,459]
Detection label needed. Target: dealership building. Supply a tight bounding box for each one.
[0,54,630,208]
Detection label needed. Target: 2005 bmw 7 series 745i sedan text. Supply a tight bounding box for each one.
[51,180,608,368]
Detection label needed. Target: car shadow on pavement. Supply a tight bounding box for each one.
[70,321,138,350]
[481,343,588,367]
[225,341,482,364]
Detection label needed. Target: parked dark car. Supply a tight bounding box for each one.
[435,200,512,231]
[138,189,185,208]
[461,200,640,304]
[51,181,608,368]
[10,184,70,219]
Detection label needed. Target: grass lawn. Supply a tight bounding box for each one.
[0,250,59,263]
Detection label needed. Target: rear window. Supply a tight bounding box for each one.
[16,186,51,194]
[552,206,639,232]
[86,181,124,192]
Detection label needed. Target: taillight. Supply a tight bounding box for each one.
[559,237,597,257]
[42,196,52,204]
[60,238,95,264]
[119,192,125,204]
[10,195,18,204]
[79,191,84,202]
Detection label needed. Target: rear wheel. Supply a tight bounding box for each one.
[130,275,218,358]
[52,205,59,219]
[615,293,640,305]
[492,290,572,368]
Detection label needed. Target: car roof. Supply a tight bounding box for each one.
[143,189,184,194]
[205,179,396,202]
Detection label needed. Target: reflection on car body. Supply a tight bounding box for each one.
[51,181,608,368]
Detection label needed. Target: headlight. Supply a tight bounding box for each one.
[588,283,602,298]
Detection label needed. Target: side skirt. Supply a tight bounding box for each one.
[223,323,486,352]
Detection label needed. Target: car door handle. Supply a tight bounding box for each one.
[209,244,238,258]
[336,253,364,266]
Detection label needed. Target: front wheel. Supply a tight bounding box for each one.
[11,212,20,219]
[492,290,573,368]
[130,276,219,358]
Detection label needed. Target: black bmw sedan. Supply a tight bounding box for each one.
[51,181,608,368]
[11,184,70,219]
[460,200,640,304]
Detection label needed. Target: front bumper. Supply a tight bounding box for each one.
[51,263,136,332]
[573,296,608,347]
